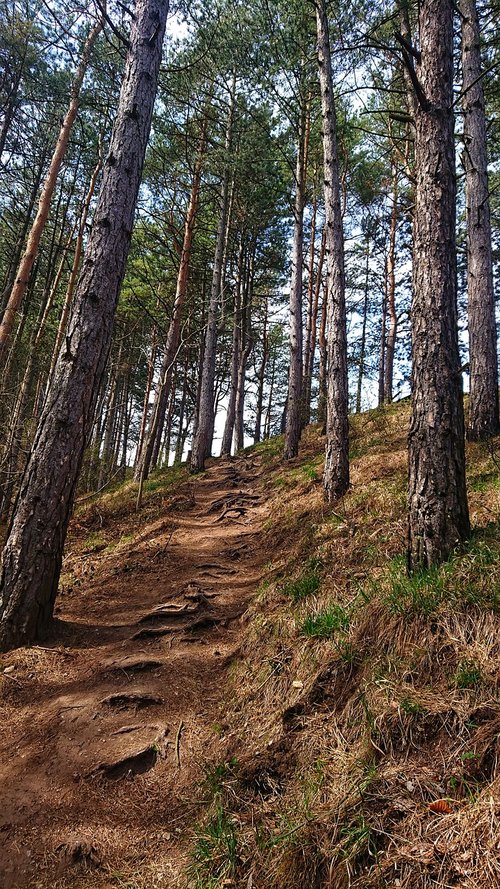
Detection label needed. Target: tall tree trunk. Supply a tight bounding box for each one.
[304,225,326,423]
[302,183,317,428]
[47,148,103,387]
[221,237,244,456]
[315,0,349,501]
[0,140,47,315]
[190,74,236,473]
[98,347,122,488]
[135,110,208,485]
[384,163,399,403]
[283,95,307,460]
[407,0,470,570]
[0,0,170,652]
[134,321,158,469]
[378,285,387,407]
[317,281,328,431]
[0,225,76,519]
[174,364,189,465]
[254,299,268,444]
[264,357,275,440]
[120,378,132,478]
[234,247,254,451]
[460,0,499,439]
[0,16,103,363]
[356,232,370,414]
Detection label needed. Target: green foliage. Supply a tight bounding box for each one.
[399,697,425,716]
[303,464,318,481]
[301,604,350,638]
[190,806,238,888]
[385,530,500,616]
[385,557,447,615]
[283,561,322,602]
[339,814,377,862]
[455,660,482,689]
[202,758,239,798]
[83,532,106,552]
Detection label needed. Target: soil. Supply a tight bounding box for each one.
[0,454,268,889]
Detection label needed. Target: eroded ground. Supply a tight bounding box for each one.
[0,454,268,889]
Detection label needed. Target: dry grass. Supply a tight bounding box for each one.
[185,406,500,889]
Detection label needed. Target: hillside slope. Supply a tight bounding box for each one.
[0,402,499,889]
[189,405,499,889]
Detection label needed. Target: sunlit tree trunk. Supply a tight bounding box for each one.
[234,247,254,451]
[191,74,236,472]
[317,282,327,431]
[254,300,268,444]
[384,163,398,403]
[460,0,499,439]
[315,0,349,501]
[135,111,208,489]
[221,237,245,456]
[0,16,103,363]
[283,94,307,460]
[407,0,470,569]
[356,232,370,414]
[304,225,326,424]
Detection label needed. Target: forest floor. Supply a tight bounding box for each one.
[1,404,499,889]
[0,452,270,889]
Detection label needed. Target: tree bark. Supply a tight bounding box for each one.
[0,16,103,363]
[190,74,236,473]
[315,0,349,501]
[317,281,328,431]
[460,0,499,439]
[135,110,208,484]
[254,299,268,444]
[304,225,326,424]
[302,184,317,428]
[234,246,254,451]
[283,97,307,461]
[356,232,370,414]
[221,237,244,456]
[47,148,103,387]
[378,284,387,407]
[407,0,470,570]
[0,0,170,652]
[384,163,399,403]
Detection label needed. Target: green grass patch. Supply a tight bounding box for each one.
[82,532,107,551]
[249,434,284,459]
[283,559,323,602]
[201,757,238,798]
[455,659,482,689]
[189,805,238,888]
[284,573,320,601]
[384,530,500,616]
[399,696,426,716]
[301,604,350,638]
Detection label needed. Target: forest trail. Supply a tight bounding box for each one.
[0,454,269,889]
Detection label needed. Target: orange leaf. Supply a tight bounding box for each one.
[429,799,453,814]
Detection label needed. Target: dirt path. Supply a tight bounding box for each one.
[0,454,268,889]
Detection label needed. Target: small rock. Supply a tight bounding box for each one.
[292,680,303,689]
[3,665,15,674]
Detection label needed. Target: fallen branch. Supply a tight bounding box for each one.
[175,719,184,768]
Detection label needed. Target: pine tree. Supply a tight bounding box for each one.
[407,0,470,569]
[0,0,170,652]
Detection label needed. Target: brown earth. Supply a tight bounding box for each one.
[0,454,269,889]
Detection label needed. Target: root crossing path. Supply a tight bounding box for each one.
[0,454,269,889]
